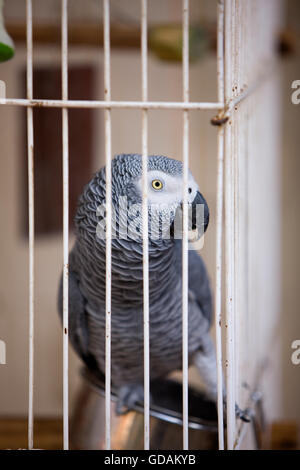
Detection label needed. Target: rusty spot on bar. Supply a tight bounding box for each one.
[211,114,229,126]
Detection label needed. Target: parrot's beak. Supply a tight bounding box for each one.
[170,191,209,241]
[191,190,209,234]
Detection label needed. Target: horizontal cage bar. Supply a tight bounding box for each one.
[0,98,223,110]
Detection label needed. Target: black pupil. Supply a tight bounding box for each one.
[188,187,192,193]
[155,181,160,187]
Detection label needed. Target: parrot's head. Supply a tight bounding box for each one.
[109,154,209,243]
[76,154,209,246]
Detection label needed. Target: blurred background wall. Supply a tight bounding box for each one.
[0,0,299,447]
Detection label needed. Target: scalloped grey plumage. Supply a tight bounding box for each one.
[58,154,216,409]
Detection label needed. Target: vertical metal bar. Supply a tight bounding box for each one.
[224,0,236,450]
[61,0,69,451]
[215,0,225,450]
[26,0,34,451]
[182,0,189,451]
[103,0,112,451]
[141,0,150,450]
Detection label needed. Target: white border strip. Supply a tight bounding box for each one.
[26,0,34,451]
[141,0,150,451]
[103,0,112,451]
[182,0,189,451]
[61,0,69,451]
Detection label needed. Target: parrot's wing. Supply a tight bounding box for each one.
[57,255,99,373]
[188,249,213,327]
[174,241,213,327]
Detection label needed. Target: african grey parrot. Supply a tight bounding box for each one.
[58,154,222,415]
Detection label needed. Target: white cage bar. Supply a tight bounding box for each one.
[224,0,236,449]
[0,98,223,109]
[61,0,69,451]
[26,0,34,451]
[103,0,112,451]
[214,0,225,451]
[141,0,150,451]
[0,0,283,451]
[181,0,189,451]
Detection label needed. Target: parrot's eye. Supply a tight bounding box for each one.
[151,179,163,190]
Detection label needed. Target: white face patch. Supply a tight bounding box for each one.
[135,170,199,208]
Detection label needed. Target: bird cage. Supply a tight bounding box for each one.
[0,0,284,451]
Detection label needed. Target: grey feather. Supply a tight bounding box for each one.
[58,154,215,404]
